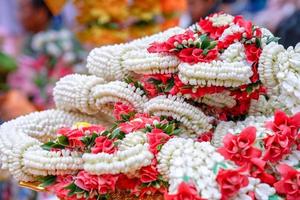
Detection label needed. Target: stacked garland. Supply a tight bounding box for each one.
[1,13,300,200]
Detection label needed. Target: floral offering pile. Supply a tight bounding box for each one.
[36,107,300,200]
[1,13,300,200]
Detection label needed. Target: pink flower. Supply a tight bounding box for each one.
[140,159,159,183]
[97,174,118,194]
[274,164,300,200]
[198,17,228,40]
[147,30,195,53]
[177,48,218,64]
[75,171,98,191]
[218,127,261,166]
[216,169,249,200]
[245,44,262,63]
[116,174,140,192]
[91,136,116,154]
[47,175,75,200]
[113,102,135,120]
[147,128,170,154]
[119,115,160,134]
[164,182,204,200]
[57,128,85,148]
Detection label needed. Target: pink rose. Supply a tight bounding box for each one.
[113,102,135,121]
[140,159,159,183]
[147,128,171,154]
[91,136,116,154]
[97,174,118,194]
[58,128,85,148]
[75,171,98,191]
[164,182,204,200]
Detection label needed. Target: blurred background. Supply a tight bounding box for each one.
[0,0,299,199]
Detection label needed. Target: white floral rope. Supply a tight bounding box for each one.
[178,60,253,87]
[122,49,180,74]
[92,81,148,114]
[54,74,105,114]
[0,110,101,181]
[86,27,185,81]
[157,138,225,199]
[83,131,153,175]
[144,95,212,135]
[258,42,285,96]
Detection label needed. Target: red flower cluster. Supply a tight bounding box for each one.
[177,48,218,64]
[218,126,261,166]
[164,182,204,200]
[91,136,116,154]
[74,171,118,194]
[263,110,300,162]
[274,164,300,200]
[199,16,229,39]
[216,169,249,199]
[57,125,105,149]
[113,102,135,121]
[119,114,160,134]
[147,128,171,155]
[147,30,195,54]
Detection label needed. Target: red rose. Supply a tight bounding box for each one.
[197,132,213,142]
[97,174,118,194]
[263,134,292,162]
[218,126,261,166]
[75,171,98,191]
[198,18,228,39]
[91,136,116,154]
[147,128,170,154]
[216,169,249,199]
[178,48,199,63]
[234,16,253,39]
[274,164,300,200]
[266,110,300,139]
[247,158,277,185]
[245,44,262,63]
[147,30,195,53]
[58,128,85,148]
[143,81,158,98]
[164,182,204,200]
[116,174,140,191]
[140,159,159,183]
[113,102,135,121]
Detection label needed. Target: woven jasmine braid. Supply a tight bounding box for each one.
[0,110,101,181]
[54,74,105,114]
[144,95,212,135]
[86,27,185,81]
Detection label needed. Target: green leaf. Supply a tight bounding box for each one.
[38,176,56,187]
[164,78,175,92]
[202,49,209,56]
[212,162,227,174]
[266,36,280,45]
[268,195,279,200]
[199,34,208,42]
[201,38,210,49]
[172,129,181,135]
[246,86,253,93]
[164,124,174,135]
[110,128,125,140]
[41,142,56,151]
[121,114,130,122]
[148,78,162,85]
[208,41,217,50]
[255,38,262,48]
[57,135,69,146]
[183,175,190,182]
